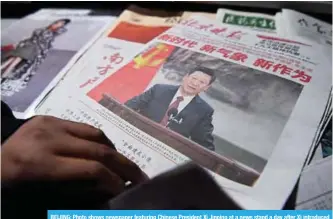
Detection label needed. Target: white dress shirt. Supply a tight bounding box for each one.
[169,88,195,113]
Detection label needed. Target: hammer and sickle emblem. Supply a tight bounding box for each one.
[133,44,169,69]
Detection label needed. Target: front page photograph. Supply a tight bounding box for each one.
[87,42,303,186]
[36,15,331,209]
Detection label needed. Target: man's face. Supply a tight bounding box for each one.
[181,71,212,96]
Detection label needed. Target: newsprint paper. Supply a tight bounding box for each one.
[36,15,332,209]
[277,9,332,47]
[1,9,115,119]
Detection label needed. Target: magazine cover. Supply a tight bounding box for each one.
[1,10,115,118]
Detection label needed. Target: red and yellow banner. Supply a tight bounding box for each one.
[88,43,176,103]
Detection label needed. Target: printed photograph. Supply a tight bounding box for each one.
[108,21,171,44]
[1,17,106,113]
[87,42,304,186]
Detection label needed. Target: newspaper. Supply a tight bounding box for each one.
[297,117,332,210]
[304,89,332,165]
[296,156,332,209]
[36,15,332,209]
[308,116,332,164]
[0,9,116,119]
[277,9,332,47]
[216,8,276,33]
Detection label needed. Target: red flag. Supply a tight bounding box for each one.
[88,43,176,103]
[108,21,171,44]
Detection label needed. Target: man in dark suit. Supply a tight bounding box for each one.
[125,67,216,151]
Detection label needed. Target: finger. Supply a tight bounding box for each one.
[59,119,115,150]
[48,157,125,195]
[54,136,148,184]
[109,152,149,184]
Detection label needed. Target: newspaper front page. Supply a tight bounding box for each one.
[36,15,332,209]
[1,9,115,119]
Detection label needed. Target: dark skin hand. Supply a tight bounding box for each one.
[1,115,148,207]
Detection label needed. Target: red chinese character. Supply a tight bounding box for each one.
[79,77,99,88]
[272,64,292,75]
[280,66,293,75]
[210,27,227,35]
[198,24,214,31]
[253,58,274,70]
[97,65,112,75]
[108,53,123,64]
[217,48,232,58]
[226,31,246,40]
[158,34,172,41]
[291,69,312,83]
[229,52,248,62]
[181,19,198,27]
[200,44,217,53]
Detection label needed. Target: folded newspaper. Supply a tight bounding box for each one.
[296,155,332,210]
[1,9,116,119]
[36,15,332,209]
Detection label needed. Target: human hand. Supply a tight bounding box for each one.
[1,116,148,201]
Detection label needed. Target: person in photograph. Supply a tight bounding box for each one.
[125,66,216,151]
[1,18,71,85]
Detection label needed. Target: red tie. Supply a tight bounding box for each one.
[160,96,184,126]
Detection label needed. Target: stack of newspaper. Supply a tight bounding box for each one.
[216,8,332,210]
[1,6,331,209]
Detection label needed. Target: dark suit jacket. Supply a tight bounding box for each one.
[125,84,215,151]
